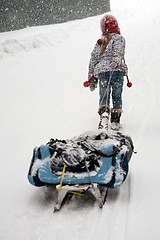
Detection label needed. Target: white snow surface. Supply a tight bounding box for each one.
[1,0,160,239]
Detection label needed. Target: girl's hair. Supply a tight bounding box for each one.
[99,34,111,60]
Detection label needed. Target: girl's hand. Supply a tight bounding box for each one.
[110,61,118,69]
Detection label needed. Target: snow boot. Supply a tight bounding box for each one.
[111,109,122,131]
[98,105,110,130]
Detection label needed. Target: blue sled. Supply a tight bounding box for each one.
[28,131,134,189]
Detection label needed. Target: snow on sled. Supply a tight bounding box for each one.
[28,130,134,211]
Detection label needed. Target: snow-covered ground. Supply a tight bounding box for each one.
[1,0,160,239]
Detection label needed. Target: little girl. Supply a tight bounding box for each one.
[88,14,128,130]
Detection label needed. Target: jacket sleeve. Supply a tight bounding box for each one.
[111,36,128,76]
[88,44,99,80]
[111,36,125,63]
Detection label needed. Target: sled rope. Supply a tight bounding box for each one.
[100,71,114,108]
[84,158,95,190]
[68,191,85,196]
[58,163,66,192]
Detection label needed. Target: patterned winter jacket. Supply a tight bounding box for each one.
[88,33,128,79]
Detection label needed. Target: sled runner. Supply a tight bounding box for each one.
[28,130,134,211]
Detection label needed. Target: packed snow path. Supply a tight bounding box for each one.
[1,0,160,239]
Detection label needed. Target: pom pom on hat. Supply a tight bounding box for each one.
[97,39,103,45]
